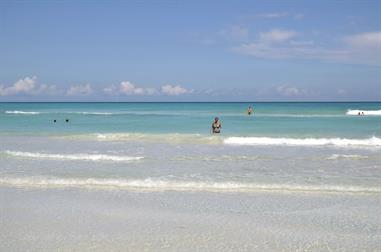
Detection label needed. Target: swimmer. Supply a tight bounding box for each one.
[247,106,253,115]
[211,117,221,134]
[53,119,57,123]
[65,119,69,122]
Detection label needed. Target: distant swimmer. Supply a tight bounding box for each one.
[247,106,253,115]
[53,119,57,123]
[65,119,69,122]
[211,117,221,134]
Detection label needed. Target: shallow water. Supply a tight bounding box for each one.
[1,102,381,251]
[1,102,380,194]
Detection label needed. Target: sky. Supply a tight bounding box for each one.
[0,0,380,102]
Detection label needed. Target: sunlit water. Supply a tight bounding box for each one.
[1,102,380,194]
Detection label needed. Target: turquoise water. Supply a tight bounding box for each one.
[1,102,381,138]
[1,102,381,194]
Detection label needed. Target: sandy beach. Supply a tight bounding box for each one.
[1,187,380,251]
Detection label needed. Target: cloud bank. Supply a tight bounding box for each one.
[234,29,381,66]
[161,84,193,96]
[0,78,192,98]
[67,83,93,96]
[103,81,192,96]
[0,77,60,96]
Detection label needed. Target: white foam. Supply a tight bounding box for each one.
[5,110,115,115]
[327,154,369,160]
[0,177,379,194]
[90,133,221,145]
[346,109,381,116]
[5,110,40,115]
[4,151,143,162]
[224,136,381,148]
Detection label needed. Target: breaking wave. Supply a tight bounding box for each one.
[327,154,369,160]
[5,110,41,115]
[0,177,379,194]
[4,110,114,115]
[346,110,381,116]
[3,151,143,162]
[224,136,381,148]
[61,134,381,148]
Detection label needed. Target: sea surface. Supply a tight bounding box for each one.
[1,102,381,194]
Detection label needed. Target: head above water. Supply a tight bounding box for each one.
[214,117,219,122]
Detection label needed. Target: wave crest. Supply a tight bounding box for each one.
[3,151,143,162]
[346,109,381,116]
[327,154,369,160]
[224,136,381,147]
[5,110,40,115]
[0,177,379,194]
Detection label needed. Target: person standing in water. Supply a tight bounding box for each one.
[211,117,221,134]
[247,106,253,115]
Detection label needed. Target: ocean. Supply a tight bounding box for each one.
[1,102,381,251]
[1,102,381,193]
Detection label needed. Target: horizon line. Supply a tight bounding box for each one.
[1,101,380,103]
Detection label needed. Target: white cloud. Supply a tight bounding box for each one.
[103,84,118,96]
[12,77,36,93]
[103,81,191,96]
[0,76,36,96]
[257,12,288,19]
[342,32,381,65]
[161,84,192,96]
[0,76,61,96]
[67,83,93,96]
[259,29,297,43]
[234,42,346,60]
[120,81,140,95]
[276,85,306,97]
[37,84,60,95]
[119,81,157,96]
[233,29,381,66]
[344,32,381,48]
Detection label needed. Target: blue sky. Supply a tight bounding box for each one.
[0,0,380,101]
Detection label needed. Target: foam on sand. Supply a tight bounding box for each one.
[0,177,380,194]
[224,136,381,147]
[346,109,381,116]
[3,151,143,162]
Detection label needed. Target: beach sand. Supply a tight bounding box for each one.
[1,187,380,251]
